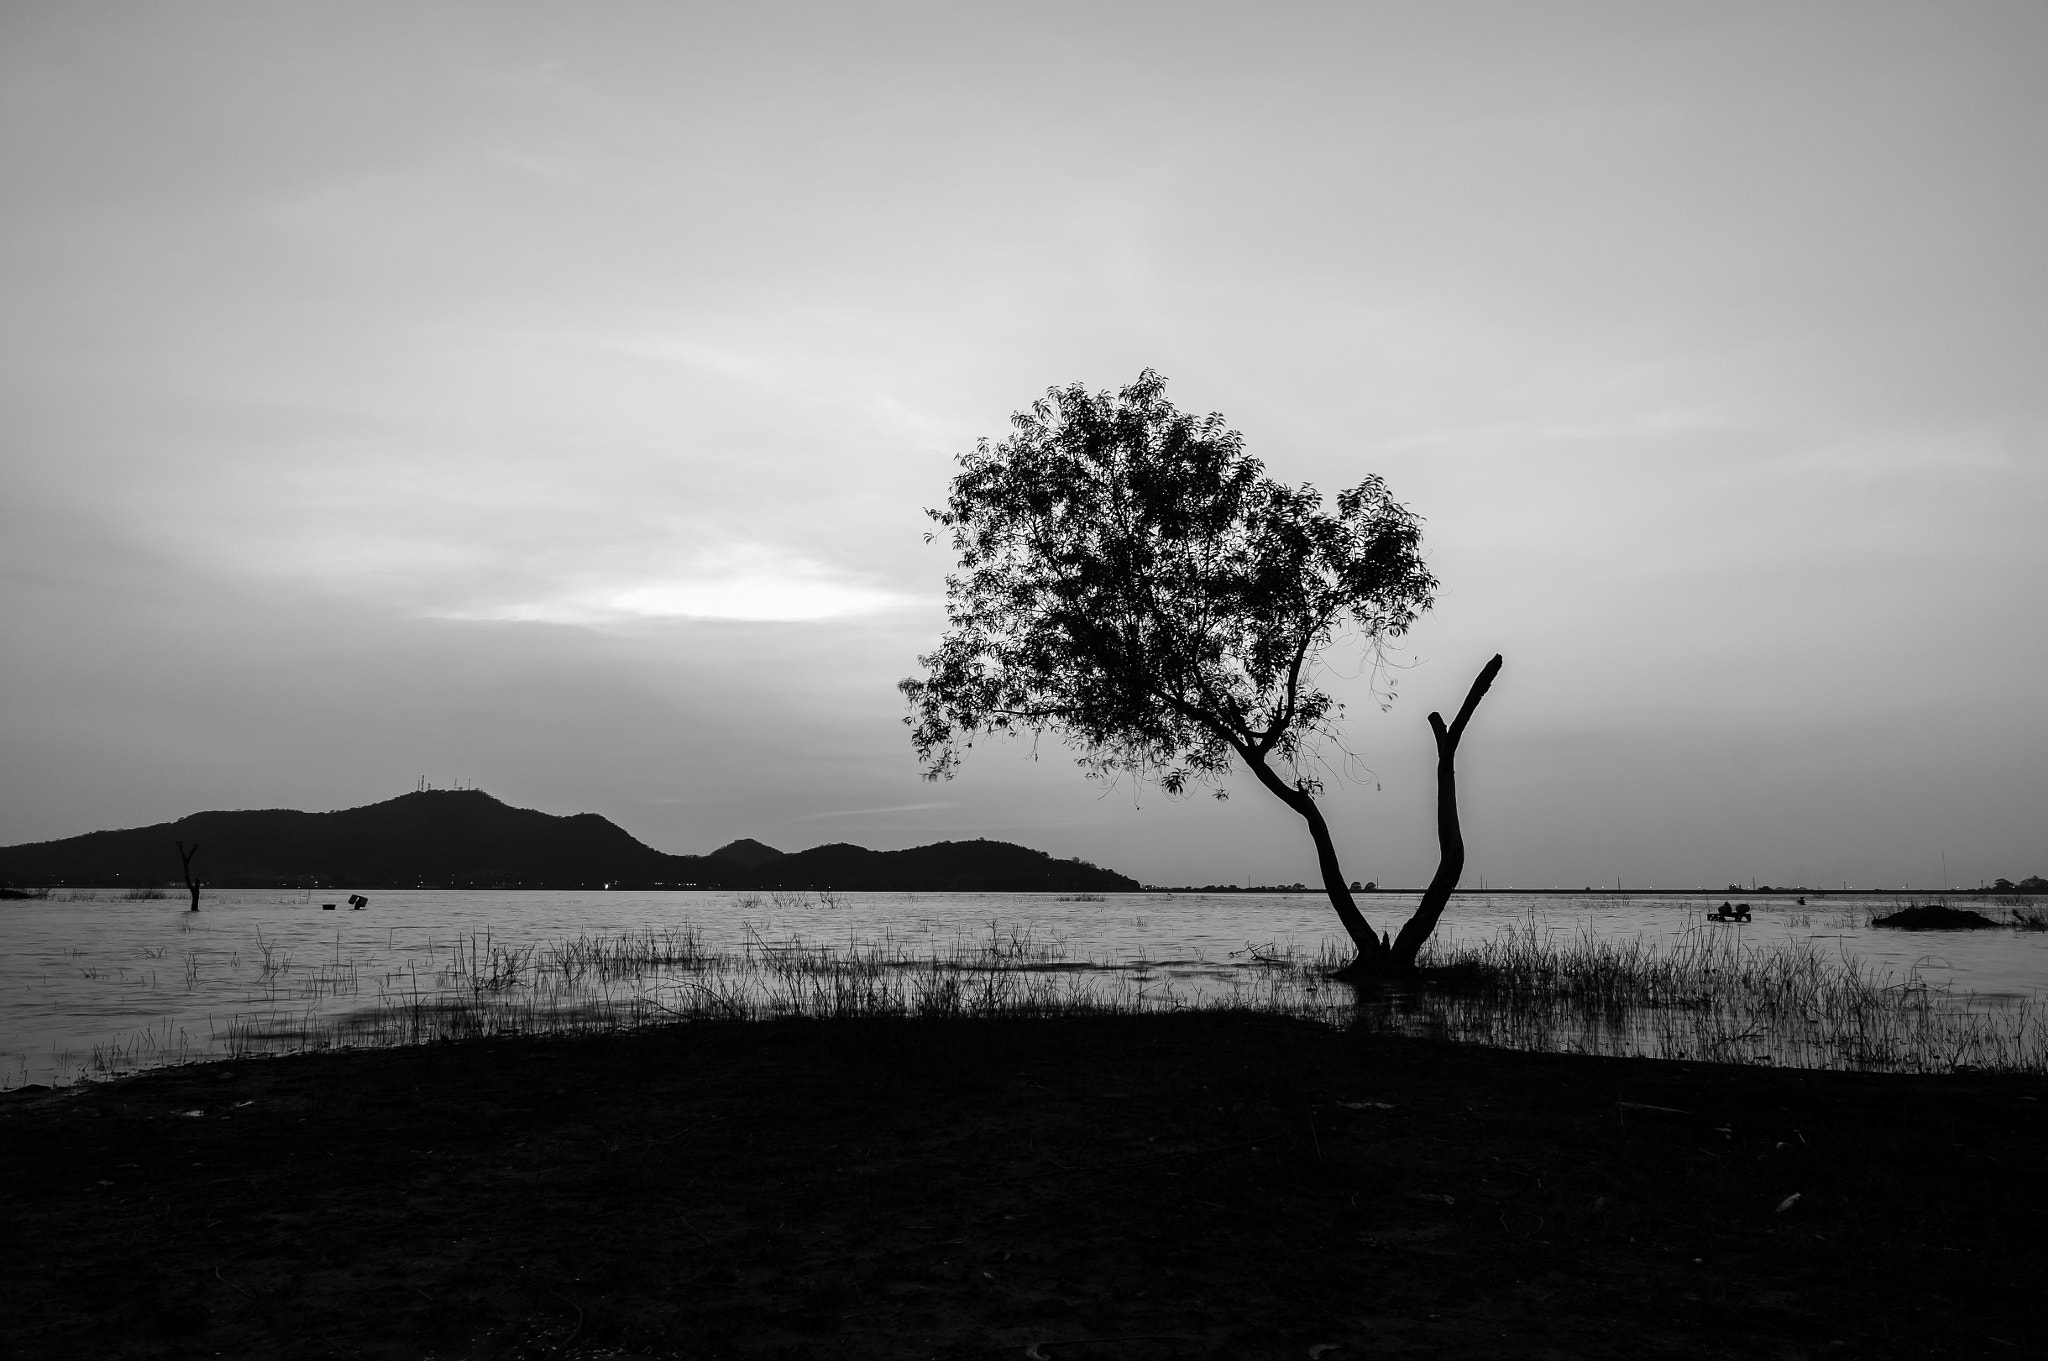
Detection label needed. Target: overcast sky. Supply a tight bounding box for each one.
[3,3,2043,891]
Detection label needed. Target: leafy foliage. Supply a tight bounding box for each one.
[902,370,1437,798]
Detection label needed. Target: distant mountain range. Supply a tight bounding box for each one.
[0,790,1139,893]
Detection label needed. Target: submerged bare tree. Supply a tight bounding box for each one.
[175,839,201,912]
[901,370,1499,976]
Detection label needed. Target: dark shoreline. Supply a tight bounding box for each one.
[2,1013,2041,1359]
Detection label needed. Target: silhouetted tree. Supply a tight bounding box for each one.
[901,370,1500,975]
[175,839,201,912]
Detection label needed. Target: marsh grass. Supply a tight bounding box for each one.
[1372,920,2048,1074]
[53,912,2047,1085]
[762,888,853,911]
[88,1018,207,1075]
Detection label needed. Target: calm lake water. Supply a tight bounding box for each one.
[4,889,2043,1087]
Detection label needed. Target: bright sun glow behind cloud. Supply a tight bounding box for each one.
[488,573,901,624]
[443,546,907,624]
[600,576,897,622]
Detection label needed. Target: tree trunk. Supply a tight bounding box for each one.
[1388,654,1501,969]
[1300,792,1392,968]
[1240,754,1389,967]
[176,839,201,913]
[1334,654,1502,979]
[1239,655,1500,979]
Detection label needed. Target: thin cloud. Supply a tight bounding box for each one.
[470,573,905,624]
[789,802,958,822]
[460,543,913,624]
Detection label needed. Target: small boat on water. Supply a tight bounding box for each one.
[1707,902,1752,922]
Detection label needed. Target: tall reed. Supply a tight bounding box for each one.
[64,913,2048,1084]
[1365,919,2048,1074]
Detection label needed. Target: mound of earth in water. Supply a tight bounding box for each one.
[1871,903,2000,930]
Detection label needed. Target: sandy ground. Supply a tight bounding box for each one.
[1,1012,2041,1359]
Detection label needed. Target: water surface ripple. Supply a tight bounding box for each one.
[4,889,2042,1085]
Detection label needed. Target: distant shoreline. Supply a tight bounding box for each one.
[3,884,2038,899]
[1151,886,2041,898]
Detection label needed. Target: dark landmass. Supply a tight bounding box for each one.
[749,839,1138,892]
[0,791,718,890]
[1156,882,1319,893]
[1,1014,2040,1359]
[708,838,786,870]
[1872,904,2001,930]
[0,790,1136,893]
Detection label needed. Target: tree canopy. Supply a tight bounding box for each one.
[902,370,1459,971]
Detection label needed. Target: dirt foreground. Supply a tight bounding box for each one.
[1,1013,2041,1359]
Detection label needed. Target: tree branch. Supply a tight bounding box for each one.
[1256,618,1320,757]
[1382,654,1503,970]
[1444,653,1502,748]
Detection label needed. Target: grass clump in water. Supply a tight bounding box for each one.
[1361,918,2048,1075]
[60,911,2047,1084]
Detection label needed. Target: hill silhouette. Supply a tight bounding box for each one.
[708,838,785,870]
[0,791,724,890]
[0,791,1138,893]
[749,840,1136,892]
